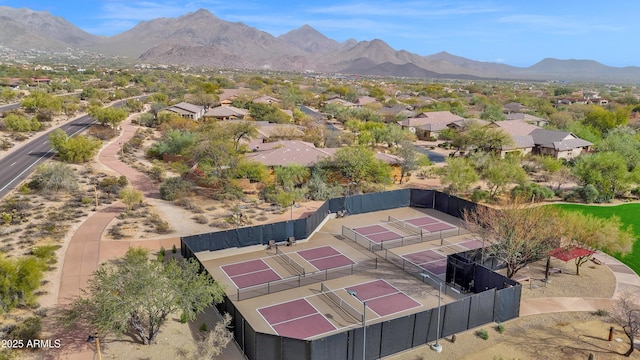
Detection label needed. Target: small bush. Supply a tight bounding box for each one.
[476,329,489,340]
[592,309,609,317]
[9,317,42,342]
[180,313,187,323]
[160,177,191,201]
[495,323,505,333]
[193,215,208,224]
[199,322,208,332]
[172,244,177,254]
[471,189,490,203]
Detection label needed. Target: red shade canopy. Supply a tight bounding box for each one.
[548,247,595,262]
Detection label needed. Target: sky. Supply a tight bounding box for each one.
[3,0,640,68]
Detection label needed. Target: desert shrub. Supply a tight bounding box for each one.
[4,113,42,132]
[160,177,191,201]
[199,322,208,332]
[470,189,490,203]
[476,329,489,340]
[31,245,59,265]
[193,215,208,224]
[495,323,505,333]
[510,183,554,202]
[98,176,127,195]
[88,125,118,140]
[9,317,41,342]
[577,184,599,204]
[28,163,79,193]
[592,309,609,316]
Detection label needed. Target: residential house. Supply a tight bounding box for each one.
[502,102,528,114]
[505,113,549,127]
[355,96,377,106]
[322,98,357,107]
[397,111,464,140]
[490,120,540,157]
[246,140,402,169]
[204,105,249,120]
[252,95,281,104]
[245,140,333,167]
[162,102,205,121]
[529,129,592,159]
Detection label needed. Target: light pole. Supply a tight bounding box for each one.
[347,290,366,360]
[422,274,443,353]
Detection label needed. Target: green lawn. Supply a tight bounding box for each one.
[550,203,640,274]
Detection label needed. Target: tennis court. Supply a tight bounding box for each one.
[345,279,422,317]
[352,225,403,244]
[297,245,355,271]
[404,215,457,232]
[258,298,336,339]
[402,248,451,276]
[221,259,281,289]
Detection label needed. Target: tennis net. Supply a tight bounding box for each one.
[319,283,363,322]
[387,216,423,238]
[274,247,305,276]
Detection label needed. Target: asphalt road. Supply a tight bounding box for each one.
[0,114,97,198]
[0,98,135,199]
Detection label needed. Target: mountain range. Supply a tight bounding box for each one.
[2,6,640,83]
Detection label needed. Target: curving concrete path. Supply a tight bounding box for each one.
[520,252,640,316]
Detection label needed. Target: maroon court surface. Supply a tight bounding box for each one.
[353,224,388,235]
[460,239,485,250]
[403,249,448,275]
[221,259,281,289]
[297,246,355,271]
[406,216,440,226]
[345,279,421,317]
[258,299,336,339]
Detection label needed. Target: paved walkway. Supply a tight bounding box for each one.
[520,251,640,316]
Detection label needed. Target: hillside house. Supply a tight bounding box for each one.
[252,95,281,104]
[502,102,528,114]
[397,111,464,140]
[204,105,249,120]
[504,113,549,127]
[161,102,205,121]
[529,129,592,159]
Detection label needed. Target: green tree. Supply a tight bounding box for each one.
[559,211,633,275]
[88,106,129,128]
[49,129,102,163]
[333,146,391,185]
[583,105,628,133]
[61,248,225,345]
[394,140,423,184]
[20,91,61,114]
[437,157,479,195]
[249,103,290,123]
[482,156,527,199]
[572,152,630,200]
[274,165,310,191]
[480,103,505,121]
[3,113,42,132]
[597,126,640,170]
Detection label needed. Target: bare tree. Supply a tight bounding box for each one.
[611,293,640,357]
[463,203,561,278]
